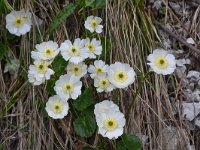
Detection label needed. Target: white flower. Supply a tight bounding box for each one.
[84,38,102,59]
[94,74,115,93]
[94,100,119,117]
[6,9,32,36]
[28,60,54,85]
[31,41,59,61]
[67,62,87,78]
[147,49,176,75]
[88,60,109,79]
[96,110,125,139]
[107,62,136,89]
[84,16,103,33]
[45,95,69,119]
[28,72,45,85]
[54,74,82,101]
[60,38,89,64]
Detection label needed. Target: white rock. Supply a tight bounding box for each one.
[184,90,200,102]
[191,90,200,101]
[176,59,191,67]
[156,126,191,150]
[175,66,187,78]
[152,0,162,10]
[187,70,200,79]
[166,24,173,31]
[168,49,184,56]
[194,117,200,128]
[169,2,182,15]
[163,39,171,49]
[182,102,200,121]
[186,38,195,45]
[169,2,181,10]
[185,59,191,64]
[187,144,196,150]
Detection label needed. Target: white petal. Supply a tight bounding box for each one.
[95,25,103,33]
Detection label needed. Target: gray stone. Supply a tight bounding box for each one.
[156,126,191,150]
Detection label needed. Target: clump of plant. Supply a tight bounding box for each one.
[3,0,178,149]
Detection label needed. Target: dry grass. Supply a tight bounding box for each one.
[0,0,199,150]
[106,1,186,149]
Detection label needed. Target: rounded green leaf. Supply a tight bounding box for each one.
[73,115,96,137]
[51,55,68,77]
[115,141,127,150]
[73,88,93,111]
[121,133,142,150]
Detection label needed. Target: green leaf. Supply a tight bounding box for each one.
[73,115,96,137]
[95,0,106,8]
[81,105,95,117]
[115,141,127,150]
[0,0,12,15]
[85,0,106,8]
[51,55,68,77]
[46,79,56,95]
[38,98,49,119]
[73,88,93,111]
[47,3,77,35]
[85,0,95,7]
[133,0,144,7]
[46,55,67,95]
[121,133,142,150]
[0,42,9,60]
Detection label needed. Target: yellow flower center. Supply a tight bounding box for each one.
[14,17,24,27]
[52,102,63,114]
[155,56,169,69]
[62,83,74,93]
[69,46,80,56]
[87,43,95,52]
[36,61,48,73]
[74,67,79,71]
[71,65,82,76]
[99,78,110,88]
[104,118,118,131]
[91,20,97,28]
[96,68,103,74]
[114,71,128,83]
[43,48,54,58]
